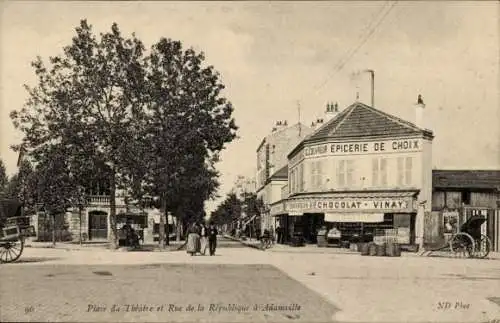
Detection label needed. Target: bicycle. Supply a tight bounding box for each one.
[260,237,273,250]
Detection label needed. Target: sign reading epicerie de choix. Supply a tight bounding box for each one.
[304,138,422,157]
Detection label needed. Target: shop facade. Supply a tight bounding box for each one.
[272,100,434,248]
[430,170,500,252]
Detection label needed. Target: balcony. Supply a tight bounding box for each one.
[86,195,110,205]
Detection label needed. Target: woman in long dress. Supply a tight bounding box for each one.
[186,223,201,256]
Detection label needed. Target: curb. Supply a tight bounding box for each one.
[24,243,185,253]
[223,235,263,250]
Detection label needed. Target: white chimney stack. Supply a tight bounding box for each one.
[415,94,425,129]
[314,118,324,130]
[325,102,339,122]
[272,120,288,132]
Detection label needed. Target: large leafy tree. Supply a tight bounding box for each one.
[11,20,146,248]
[124,38,237,246]
[11,21,237,249]
[210,193,242,226]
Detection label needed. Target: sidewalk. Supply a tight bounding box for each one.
[24,239,187,252]
[226,235,500,260]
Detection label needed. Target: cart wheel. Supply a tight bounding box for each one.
[0,238,24,263]
[449,232,474,258]
[472,234,491,259]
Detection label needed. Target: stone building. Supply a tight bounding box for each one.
[256,120,313,232]
[271,97,434,249]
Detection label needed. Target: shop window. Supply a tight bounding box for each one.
[298,163,304,192]
[380,158,387,186]
[397,157,404,186]
[372,158,379,186]
[337,160,346,187]
[346,160,355,186]
[405,157,413,185]
[311,160,323,190]
[461,191,471,205]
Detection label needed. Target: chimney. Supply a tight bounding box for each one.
[274,120,288,132]
[415,94,425,129]
[325,101,339,122]
[314,118,324,130]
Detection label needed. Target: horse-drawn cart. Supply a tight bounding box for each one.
[0,199,36,263]
[422,215,491,259]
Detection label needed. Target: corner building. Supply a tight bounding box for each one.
[273,101,433,248]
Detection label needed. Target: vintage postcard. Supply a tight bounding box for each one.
[0,1,499,323]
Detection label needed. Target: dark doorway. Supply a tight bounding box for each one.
[88,211,108,240]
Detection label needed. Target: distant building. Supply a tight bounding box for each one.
[430,170,500,251]
[231,175,257,198]
[256,119,314,233]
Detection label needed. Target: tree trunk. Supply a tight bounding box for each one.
[159,194,165,249]
[79,206,82,246]
[165,208,170,246]
[52,213,56,246]
[176,215,181,242]
[109,171,118,249]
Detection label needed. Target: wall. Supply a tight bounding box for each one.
[288,137,425,195]
[256,123,312,191]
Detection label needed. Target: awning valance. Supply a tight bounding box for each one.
[324,213,384,223]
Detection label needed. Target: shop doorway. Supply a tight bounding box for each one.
[88,211,108,240]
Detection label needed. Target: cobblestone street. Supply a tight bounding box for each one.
[1,240,499,322]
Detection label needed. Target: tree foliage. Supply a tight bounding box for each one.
[10,20,237,247]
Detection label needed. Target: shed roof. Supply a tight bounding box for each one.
[432,170,500,190]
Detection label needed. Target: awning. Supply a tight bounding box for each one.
[243,214,258,226]
[288,211,303,216]
[324,213,384,223]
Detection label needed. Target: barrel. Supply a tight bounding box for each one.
[385,242,402,257]
[360,243,370,256]
[376,243,386,256]
[385,242,394,257]
[393,243,401,257]
[368,243,377,256]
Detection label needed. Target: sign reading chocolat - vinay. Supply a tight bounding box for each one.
[303,138,422,157]
[270,198,414,215]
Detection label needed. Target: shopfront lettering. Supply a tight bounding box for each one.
[372,201,407,209]
[286,199,411,212]
[331,143,369,154]
[391,139,419,151]
[299,139,422,158]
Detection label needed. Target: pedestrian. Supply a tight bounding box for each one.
[200,223,208,255]
[207,222,218,256]
[186,223,201,256]
[276,225,282,244]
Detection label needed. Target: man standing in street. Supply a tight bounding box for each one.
[208,223,218,256]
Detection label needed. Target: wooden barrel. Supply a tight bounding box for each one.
[385,242,394,257]
[393,243,401,257]
[385,242,402,257]
[360,243,370,256]
[376,243,386,256]
[368,243,377,256]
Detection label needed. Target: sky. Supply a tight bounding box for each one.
[1,1,499,213]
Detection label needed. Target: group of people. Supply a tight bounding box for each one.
[186,222,218,256]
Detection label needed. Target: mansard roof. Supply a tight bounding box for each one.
[289,101,433,158]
